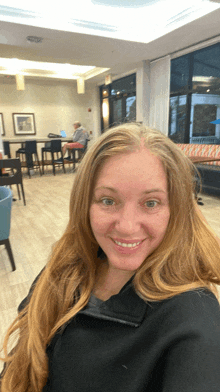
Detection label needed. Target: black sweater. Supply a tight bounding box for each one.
[15,270,220,391]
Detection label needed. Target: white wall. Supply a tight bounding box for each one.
[0,77,100,156]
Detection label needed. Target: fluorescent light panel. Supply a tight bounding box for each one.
[0,58,109,80]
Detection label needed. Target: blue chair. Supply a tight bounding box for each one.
[0,186,16,271]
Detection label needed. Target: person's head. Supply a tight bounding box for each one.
[73,121,81,130]
[89,142,170,278]
[69,122,196,277]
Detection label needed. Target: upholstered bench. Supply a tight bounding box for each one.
[177,144,220,196]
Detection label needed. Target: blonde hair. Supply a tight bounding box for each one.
[1,123,220,391]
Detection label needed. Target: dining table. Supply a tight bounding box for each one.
[2,137,73,169]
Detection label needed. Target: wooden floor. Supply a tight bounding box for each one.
[0,166,220,370]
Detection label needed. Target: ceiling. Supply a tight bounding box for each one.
[0,1,220,85]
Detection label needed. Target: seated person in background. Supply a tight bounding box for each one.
[1,123,220,392]
[62,121,89,160]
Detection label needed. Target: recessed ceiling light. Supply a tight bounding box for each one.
[26,36,43,44]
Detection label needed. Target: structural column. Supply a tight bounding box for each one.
[149,55,171,135]
[136,60,151,125]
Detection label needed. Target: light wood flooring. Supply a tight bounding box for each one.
[0,166,220,371]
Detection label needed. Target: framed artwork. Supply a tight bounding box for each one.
[13,113,36,135]
[0,113,5,136]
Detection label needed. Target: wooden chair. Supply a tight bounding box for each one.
[0,186,16,271]
[0,158,26,206]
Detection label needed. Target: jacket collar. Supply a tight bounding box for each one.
[79,275,148,328]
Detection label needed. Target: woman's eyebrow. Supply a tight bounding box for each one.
[94,186,165,194]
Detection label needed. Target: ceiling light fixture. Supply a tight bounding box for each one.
[26,36,43,43]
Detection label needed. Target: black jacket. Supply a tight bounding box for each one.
[15,269,220,392]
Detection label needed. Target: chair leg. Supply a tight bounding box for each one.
[16,184,21,200]
[42,151,45,174]
[5,239,16,271]
[20,182,26,206]
[27,166,31,179]
[35,153,42,176]
[61,152,66,173]
[51,153,55,175]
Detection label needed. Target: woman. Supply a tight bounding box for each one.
[1,123,220,391]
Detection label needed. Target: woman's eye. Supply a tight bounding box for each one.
[145,200,158,208]
[101,198,115,206]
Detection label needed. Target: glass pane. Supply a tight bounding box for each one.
[112,99,123,124]
[170,55,190,94]
[169,95,188,143]
[111,74,136,96]
[126,96,136,122]
[193,43,220,94]
[190,94,220,143]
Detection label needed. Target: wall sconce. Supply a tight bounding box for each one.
[16,74,25,90]
[77,77,85,94]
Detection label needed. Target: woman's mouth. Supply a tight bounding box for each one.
[111,238,145,254]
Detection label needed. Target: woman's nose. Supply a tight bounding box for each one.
[115,205,140,232]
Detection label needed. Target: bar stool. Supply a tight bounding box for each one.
[15,140,42,178]
[70,138,89,171]
[3,141,11,158]
[41,139,66,175]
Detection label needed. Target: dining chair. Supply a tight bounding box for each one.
[0,186,16,271]
[16,140,42,178]
[41,139,66,175]
[0,158,26,205]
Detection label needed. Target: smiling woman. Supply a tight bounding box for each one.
[90,146,170,299]
[1,123,220,392]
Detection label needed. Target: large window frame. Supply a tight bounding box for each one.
[169,42,220,144]
[100,73,136,133]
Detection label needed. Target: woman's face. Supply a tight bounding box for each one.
[89,147,170,274]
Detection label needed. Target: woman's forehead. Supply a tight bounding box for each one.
[94,148,167,191]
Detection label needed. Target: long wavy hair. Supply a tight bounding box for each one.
[1,123,220,391]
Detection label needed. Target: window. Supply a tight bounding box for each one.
[169,43,220,144]
[100,74,136,132]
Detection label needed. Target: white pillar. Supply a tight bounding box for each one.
[149,56,170,135]
[92,86,102,140]
[136,61,151,125]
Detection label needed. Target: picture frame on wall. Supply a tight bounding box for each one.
[0,113,5,136]
[13,113,36,135]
